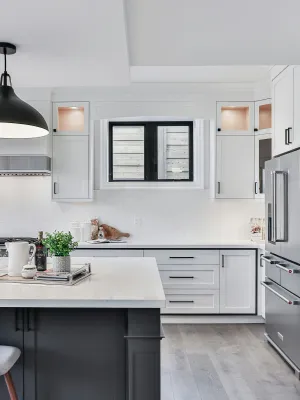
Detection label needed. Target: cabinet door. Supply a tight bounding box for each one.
[292,66,300,151]
[272,67,294,156]
[220,250,256,314]
[53,102,89,135]
[217,102,254,135]
[254,133,272,198]
[52,136,90,200]
[0,308,24,400]
[216,135,255,199]
[255,99,272,135]
[24,308,126,400]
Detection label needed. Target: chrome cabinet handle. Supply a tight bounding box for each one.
[255,182,259,195]
[221,254,225,268]
[285,128,288,145]
[261,281,300,305]
[217,181,221,194]
[260,255,278,264]
[169,276,194,279]
[275,262,300,274]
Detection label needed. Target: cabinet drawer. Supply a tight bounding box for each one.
[159,265,219,289]
[144,250,219,265]
[72,249,144,257]
[162,290,219,314]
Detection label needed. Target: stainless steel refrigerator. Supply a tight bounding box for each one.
[263,149,300,378]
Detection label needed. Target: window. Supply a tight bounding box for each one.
[109,121,193,182]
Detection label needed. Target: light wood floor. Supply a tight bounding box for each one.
[161,324,300,400]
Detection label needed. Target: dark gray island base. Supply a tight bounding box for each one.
[0,307,162,400]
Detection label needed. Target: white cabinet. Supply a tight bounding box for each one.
[273,67,294,156]
[254,133,272,198]
[292,66,300,151]
[52,136,92,201]
[53,102,89,135]
[217,102,254,135]
[163,289,220,314]
[255,99,272,135]
[216,135,255,199]
[220,250,256,314]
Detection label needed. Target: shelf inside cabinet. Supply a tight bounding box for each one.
[58,106,85,132]
[221,106,250,132]
[259,103,272,130]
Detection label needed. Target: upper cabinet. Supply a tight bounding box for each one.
[53,102,89,135]
[255,99,272,135]
[216,135,255,199]
[217,102,254,135]
[52,102,93,202]
[254,134,272,198]
[272,66,300,156]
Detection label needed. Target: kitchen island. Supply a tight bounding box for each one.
[0,257,165,400]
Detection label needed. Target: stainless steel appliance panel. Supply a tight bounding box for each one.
[278,150,300,263]
[264,278,300,369]
[277,258,300,298]
[262,253,281,284]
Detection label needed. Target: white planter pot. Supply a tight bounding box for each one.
[52,255,71,273]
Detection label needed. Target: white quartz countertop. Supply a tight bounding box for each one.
[76,240,265,250]
[0,257,166,309]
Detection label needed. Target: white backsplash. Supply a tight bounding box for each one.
[0,177,264,242]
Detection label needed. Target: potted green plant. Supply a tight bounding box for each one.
[43,231,78,273]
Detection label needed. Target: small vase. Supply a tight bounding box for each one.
[52,255,71,273]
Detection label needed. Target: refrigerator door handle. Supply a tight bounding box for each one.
[270,171,277,244]
[274,170,288,243]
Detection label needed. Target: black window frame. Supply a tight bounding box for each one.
[108,121,194,182]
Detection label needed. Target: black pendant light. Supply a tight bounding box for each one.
[0,42,49,138]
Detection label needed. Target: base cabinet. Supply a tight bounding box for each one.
[0,308,161,400]
[0,309,23,400]
[220,250,256,314]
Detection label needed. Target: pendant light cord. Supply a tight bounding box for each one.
[4,48,6,73]
[0,47,12,87]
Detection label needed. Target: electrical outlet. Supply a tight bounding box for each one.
[134,217,142,226]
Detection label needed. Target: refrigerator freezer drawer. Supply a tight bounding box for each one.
[278,260,300,298]
[262,254,281,284]
[264,279,300,369]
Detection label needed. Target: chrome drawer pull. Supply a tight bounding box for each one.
[261,281,300,305]
[169,257,195,259]
[169,276,194,279]
[261,255,277,264]
[169,300,194,303]
[275,263,300,274]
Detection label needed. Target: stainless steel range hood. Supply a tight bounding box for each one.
[0,155,51,176]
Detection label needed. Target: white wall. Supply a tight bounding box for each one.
[0,83,265,241]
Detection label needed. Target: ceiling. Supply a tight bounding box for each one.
[1,0,299,86]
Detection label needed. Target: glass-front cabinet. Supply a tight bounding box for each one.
[217,102,254,135]
[255,99,272,134]
[255,134,272,198]
[53,102,89,135]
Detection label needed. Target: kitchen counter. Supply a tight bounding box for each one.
[0,257,165,308]
[0,257,163,400]
[76,239,265,250]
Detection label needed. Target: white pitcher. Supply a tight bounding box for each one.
[6,242,36,277]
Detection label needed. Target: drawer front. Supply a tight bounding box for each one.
[265,279,300,367]
[144,250,219,265]
[278,261,300,298]
[162,291,219,314]
[262,253,281,284]
[159,265,219,289]
[72,249,144,257]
